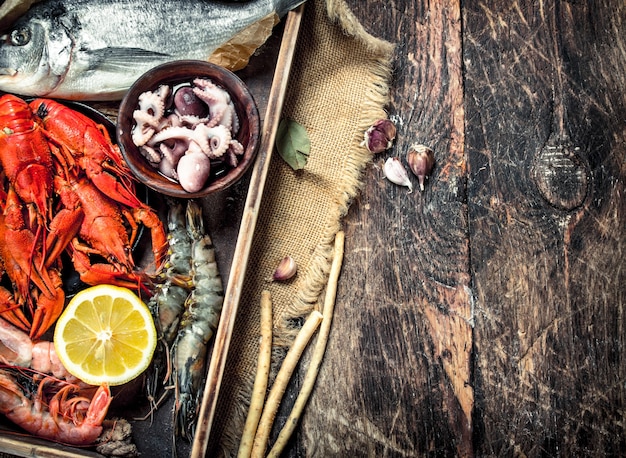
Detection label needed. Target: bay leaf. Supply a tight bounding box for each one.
[276,118,310,170]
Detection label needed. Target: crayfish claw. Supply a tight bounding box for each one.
[29,271,65,340]
[0,289,31,332]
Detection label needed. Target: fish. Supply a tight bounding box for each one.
[0,0,305,101]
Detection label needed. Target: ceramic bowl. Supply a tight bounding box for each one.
[117,60,260,198]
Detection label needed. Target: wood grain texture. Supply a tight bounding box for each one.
[464,0,626,456]
[284,1,473,456]
[275,0,625,457]
[0,0,620,457]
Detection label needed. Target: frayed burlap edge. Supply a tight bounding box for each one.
[216,1,394,455]
[281,0,394,336]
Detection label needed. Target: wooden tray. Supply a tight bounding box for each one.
[0,5,304,457]
[191,5,304,458]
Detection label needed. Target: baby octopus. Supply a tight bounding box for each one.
[131,78,244,193]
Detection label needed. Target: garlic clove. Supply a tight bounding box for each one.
[362,119,397,154]
[406,144,435,191]
[272,256,297,282]
[383,157,413,193]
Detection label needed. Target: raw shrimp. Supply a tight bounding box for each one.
[172,200,224,440]
[154,199,194,343]
[0,368,111,445]
[0,316,78,382]
[145,200,194,411]
[160,199,194,282]
[144,282,189,412]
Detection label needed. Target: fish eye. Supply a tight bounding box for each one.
[10,27,31,46]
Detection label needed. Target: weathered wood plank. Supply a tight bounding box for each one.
[464,0,626,455]
[293,1,473,456]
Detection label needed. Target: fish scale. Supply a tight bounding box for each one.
[0,0,305,100]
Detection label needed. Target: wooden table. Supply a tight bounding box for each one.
[278,1,626,456]
[0,2,621,457]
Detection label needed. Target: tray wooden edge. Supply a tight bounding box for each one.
[190,5,306,457]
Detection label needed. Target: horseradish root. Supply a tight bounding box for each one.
[238,290,273,458]
[250,310,323,458]
[267,231,345,458]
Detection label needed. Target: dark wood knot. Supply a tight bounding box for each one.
[532,143,589,211]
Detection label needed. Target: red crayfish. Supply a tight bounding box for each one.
[0,93,167,339]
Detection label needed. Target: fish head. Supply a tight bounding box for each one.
[0,18,71,97]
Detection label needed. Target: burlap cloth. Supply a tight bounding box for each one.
[210,0,394,455]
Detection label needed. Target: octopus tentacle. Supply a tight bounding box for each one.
[195,124,231,158]
[161,113,181,129]
[148,126,196,147]
[133,109,160,128]
[131,122,155,147]
[178,114,211,128]
[159,156,178,180]
[159,139,189,165]
[137,84,170,122]
[192,78,239,130]
[219,101,238,133]
[132,84,172,146]
[139,145,161,164]
[228,139,244,156]
[223,140,244,167]
[229,107,240,134]
[186,140,204,156]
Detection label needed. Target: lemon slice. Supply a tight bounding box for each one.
[54,284,157,386]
